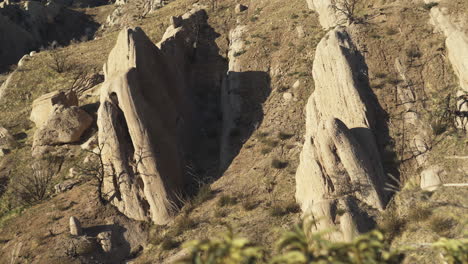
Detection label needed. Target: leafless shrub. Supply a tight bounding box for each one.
[48,48,72,73]
[69,67,104,94]
[330,0,361,24]
[15,156,64,205]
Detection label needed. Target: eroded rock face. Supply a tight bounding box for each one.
[97,17,201,223]
[295,28,387,241]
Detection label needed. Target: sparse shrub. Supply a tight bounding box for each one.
[250,16,258,22]
[214,208,228,218]
[406,47,422,59]
[429,216,455,235]
[272,42,280,47]
[192,184,214,207]
[407,206,432,222]
[218,195,238,207]
[423,2,438,10]
[375,72,387,79]
[386,27,398,36]
[271,159,288,169]
[431,119,449,135]
[270,201,300,217]
[290,14,299,19]
[161,237,180,251]
[242,198,258,211]
[278,131,294,140]
[379,211,407,241]
[48,48,72,73]
[233,50,246,57]
[386,77,402,86]
[174,216,198,235]
[261,148,272,154]
[15,156,63,205]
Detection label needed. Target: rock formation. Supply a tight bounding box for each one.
[306,0,342,29]
[97,8,206,224]
[70,216,82,236]
[295,27,388,241]
[30,90,79,128]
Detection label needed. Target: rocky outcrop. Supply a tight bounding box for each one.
[295,27,387,241]
[305,0,342,29]
[30,90,78,128]
[425,3,468,93]
[97,8,205,223]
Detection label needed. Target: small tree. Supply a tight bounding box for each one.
[330,0,361,24]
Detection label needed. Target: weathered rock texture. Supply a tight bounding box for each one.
[295,27,387,241]
[32,105,93,151]
[30,90,79,128]
[97,9,205,224]
[0,126,16,150]
[69,216,82,236]
[306,0,342,29]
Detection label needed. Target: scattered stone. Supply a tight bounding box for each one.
[29,51,37,57]
[69,216,82,236]
[292,80,301,90]
[55,179,80,193]
[420,166,443,191]
[235,4,248,13]
[296,26,305,38]
[97,231,112,253]
[30,90,78,128]
[283,92,293,101]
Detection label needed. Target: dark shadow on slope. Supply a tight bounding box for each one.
[0,5,100,73]
[83,224,131,264]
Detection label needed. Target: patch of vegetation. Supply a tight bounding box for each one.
[429,216,455,235]
[271,158,288,169]
[160,237,180,251]
[233,50,246,57]
[269,201,300,217]
[423,2,439,10]
[242,198,258,211]
[217,195,238,207]
[378,211,407,241]
[407,206,432,222]
[406,46,422,59]
[290,14,299,19]
[277,131,294,140]
[174,216,198,235]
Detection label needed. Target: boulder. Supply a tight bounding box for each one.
[97,231,112,252]
[69,216,82,236]
[98,23,200,224]
[30,90,78,128]
[170,16,182,28]
[295,28,387,241]
[420,166,443,191]
[33,105,93,147]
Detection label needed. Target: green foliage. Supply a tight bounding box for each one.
[178,228,264,264]
[432,237,468,264]
[180,221,468,264]
[272,224,402,264]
